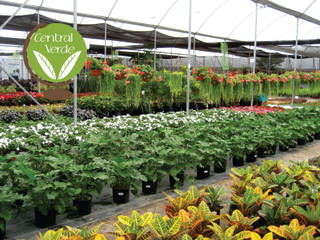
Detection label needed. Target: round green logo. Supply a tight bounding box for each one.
[27,23,87,83]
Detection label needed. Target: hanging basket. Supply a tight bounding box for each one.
[90,70,102,76]
[142,77,150,83]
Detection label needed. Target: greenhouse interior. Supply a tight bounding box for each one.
[1,0,320,239]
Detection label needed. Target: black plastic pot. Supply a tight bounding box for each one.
[257,148,268,158]
[74,198,92,216]
[0,218,5,240]
[229,204,238,214]
[214,160,226,173]
[269,145,277,155]
[14,190,27,207]
[308,135,314,142]
[34,208,56,228]
[315,132,320,140]
[142,180,158,195]
[209,205,222,215]
[252,217,267,229]
[196,165,210,179]
[112,188,130,204]
[233,156,245,167]
[279,144,289,152]
[297,138,307,145]
[246,152,257,163]
[169,172,184,189]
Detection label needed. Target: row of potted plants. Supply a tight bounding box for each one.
[83,58,320,108]
[35,159,320,240]
[1,107,320,235]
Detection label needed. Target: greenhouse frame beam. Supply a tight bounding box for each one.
[251,2,258,108]
[0,0,237,41]
[251,0,320,26]
[73,0,77,126]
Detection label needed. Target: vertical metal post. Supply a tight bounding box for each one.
[171,48,173,71]
[292,17,299,105]
[193,34,196,67]
[104,20,107,61]
[37,8,41,92]
[20,57,23,79]
[268,53,271,74]
[186,0,192,115]
[312,58,315,70]
[154,28,157,70]
[251,2,258,108]
[73,0,78,126]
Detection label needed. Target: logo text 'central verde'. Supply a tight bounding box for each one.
[27,23,87,83]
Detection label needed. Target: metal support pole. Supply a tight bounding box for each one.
[104,20,107,61]
[0,65,65,129]
[73,0,77,126]
[268,53,271,74]
[0,0,30,31]
[154,28,157,70]
[193,34,196,67]
[299,55,302,72]
[292,17,299,105]
[186,0,192,115]
[251,2,258,108]
[37,3,43,93]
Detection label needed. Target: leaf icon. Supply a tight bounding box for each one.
[33,50,56,80]
[58,51,81,80]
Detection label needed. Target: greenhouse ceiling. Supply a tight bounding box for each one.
[0,0,320,57]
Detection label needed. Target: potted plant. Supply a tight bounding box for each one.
[0,186,23,240]
[138,140,167,195]
[204,186,227,214]
[108,156,146,204]
[69,146,110,216]
[20,151,81,228]
[230,136,247,167]
[85,57,104,76]
[159,129,196,189]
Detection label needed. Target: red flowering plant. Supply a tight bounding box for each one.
[84,57,104,70]
[111,64,127,80]
[133,65,154,82]
[208,68,223,85]
[0,91,50,106]
[192,67,208,81]
[221,106,284,115]
[283,71,301,95]
[308,71,320,95]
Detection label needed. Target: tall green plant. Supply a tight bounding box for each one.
[169,72,183,98]
[100,69,116,96]
[126,74,142,107]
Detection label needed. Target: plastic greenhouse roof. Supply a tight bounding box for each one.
[0,0,320,57]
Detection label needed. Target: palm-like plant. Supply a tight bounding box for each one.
[204,186,227,212]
